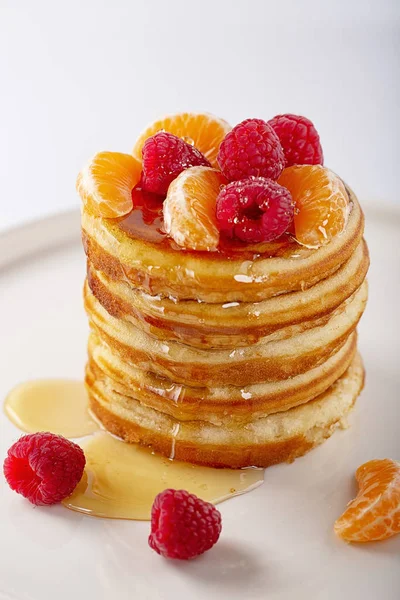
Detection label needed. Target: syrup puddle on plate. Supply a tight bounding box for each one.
[63,432,264,520]
[4,379,264,521]
[4,379,100,437]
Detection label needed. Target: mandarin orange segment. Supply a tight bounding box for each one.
[133,113,231,168]
[334,459,400,543]
[76,152,141,218]
[278,165,349,248]
[163,166,227,251]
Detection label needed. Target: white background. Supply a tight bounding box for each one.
[0,0,399,232]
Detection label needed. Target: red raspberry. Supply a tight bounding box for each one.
[217,118,285,182]
[216,177,295,243]
[149,489,222,560]
[268,113,323,167]
[3,432,85,506]
[142,132,211,195]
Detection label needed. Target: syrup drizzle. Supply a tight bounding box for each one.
[115,186,299,261]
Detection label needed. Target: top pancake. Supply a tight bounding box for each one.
[82,186,364,303]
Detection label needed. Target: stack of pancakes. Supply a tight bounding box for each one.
[82,186,369,468]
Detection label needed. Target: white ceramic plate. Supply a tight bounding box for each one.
[0,206,399,600]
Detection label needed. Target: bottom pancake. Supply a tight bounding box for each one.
[86,352,364,469]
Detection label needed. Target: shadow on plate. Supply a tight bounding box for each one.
[172,539,267,591]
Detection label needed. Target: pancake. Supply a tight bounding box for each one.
[87,331,357,423]
[86,238,369,348]
[84,279,367,386]
[81,187,364,303]
[86,352,365,468]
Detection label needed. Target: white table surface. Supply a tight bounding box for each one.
[1,0,399,232]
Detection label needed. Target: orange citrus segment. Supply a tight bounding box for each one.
[133,113,231,168]
[334,459,400,543]
[76,152,141,218]
[278,165,349,248]
[164,166,226,251]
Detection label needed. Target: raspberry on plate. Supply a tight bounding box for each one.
[141,132,211,195]
[149,489,222,560]
[216,177,295,243]
[3,432,86,506]
[268,114,323,167]
[217,118,285,182]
